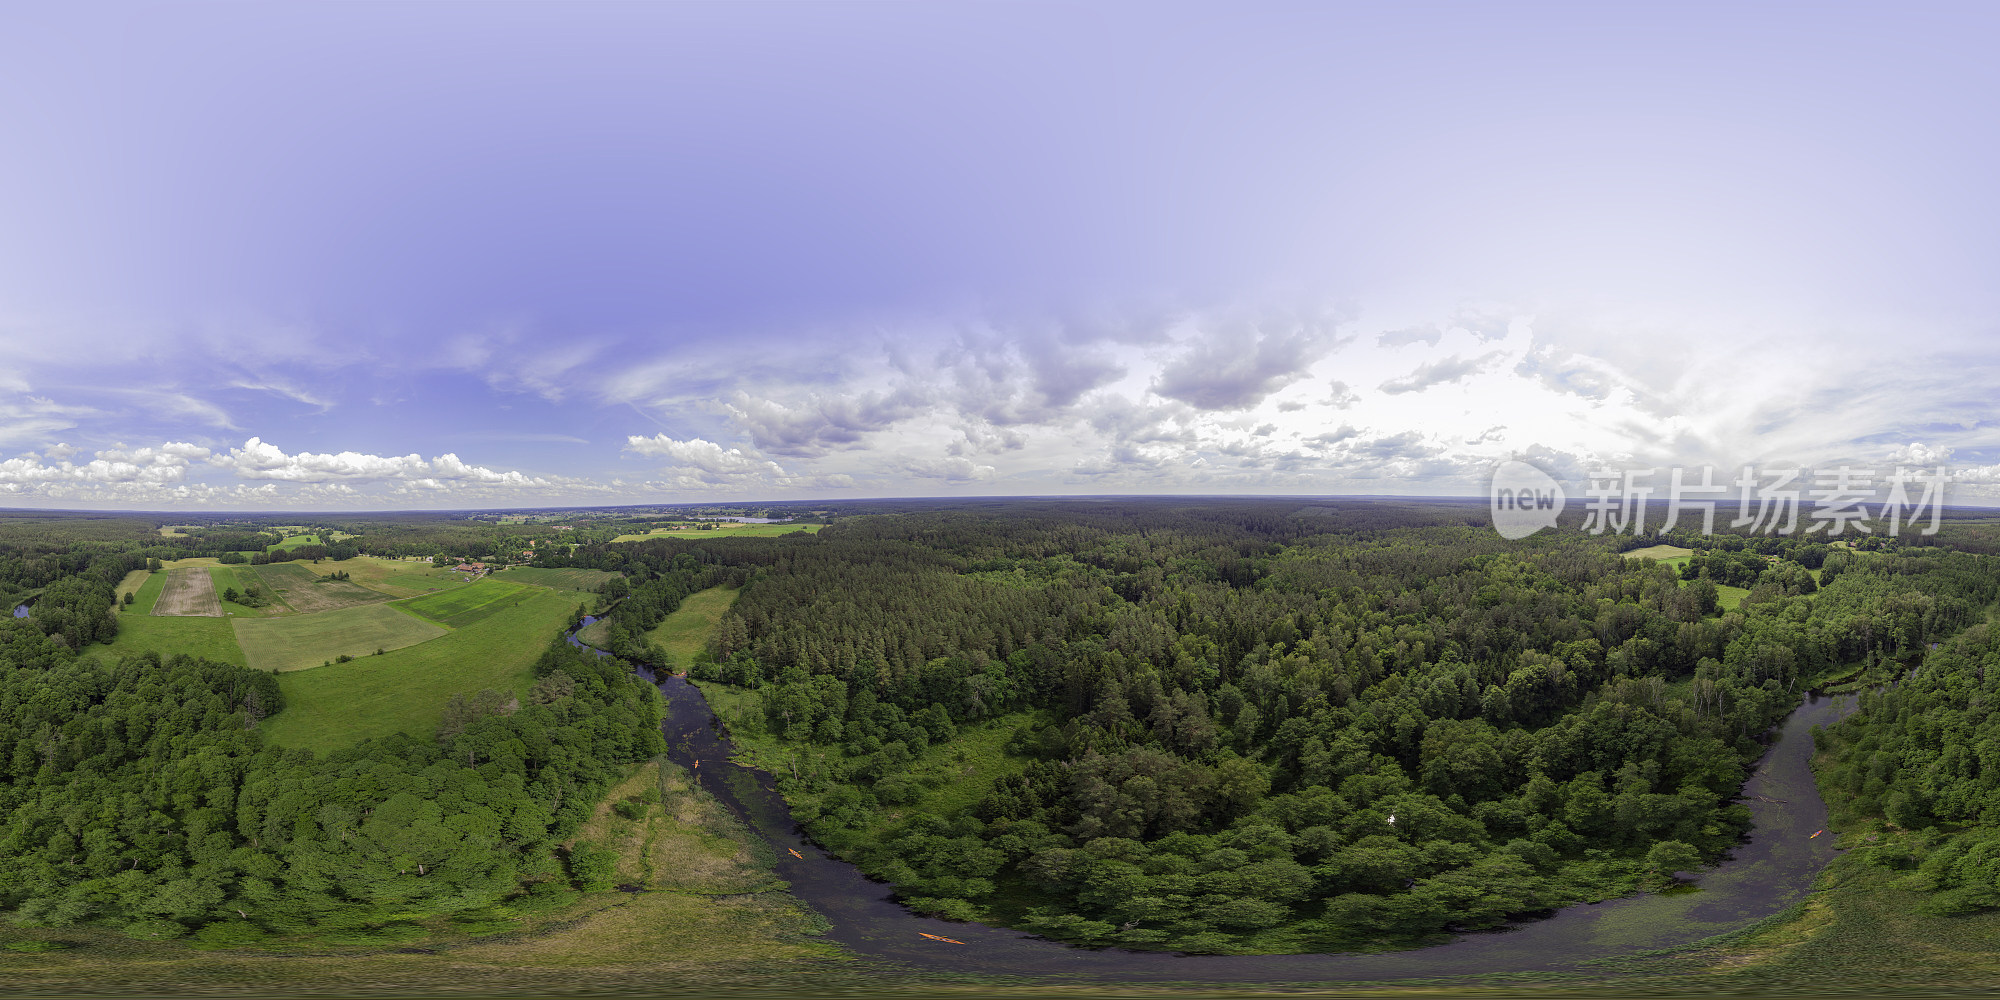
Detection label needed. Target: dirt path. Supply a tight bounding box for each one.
[153,567,222,617]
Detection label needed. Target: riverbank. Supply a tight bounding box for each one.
[648,670,1863,986]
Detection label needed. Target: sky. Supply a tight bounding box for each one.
[3,1,2000,510]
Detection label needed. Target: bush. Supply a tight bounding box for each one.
[191,921,270,950]
[123,918,188,941]
[567,843,620,891]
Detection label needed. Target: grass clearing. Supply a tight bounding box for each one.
[113,569,149,604]
[1717,583,1751,610]
[610,523,823,543]
[570,758,779,895]
[401,579,527,626]
[152,567,222,617]
[501,566,620,593]
[576,616,613,648]
[261,587,576,751]
[123,571,165,614]
[314,555,472,599]
[251,562,394,613]
[208,566,283,618]
[101,614,246,667]
[1627,543,1695,573]
[647,585,739,666]
[233,603,448,673]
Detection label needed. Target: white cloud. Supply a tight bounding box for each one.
[0,441,211,486]
[624,434,788,479]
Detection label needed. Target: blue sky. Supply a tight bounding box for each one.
[3,2,2000,509]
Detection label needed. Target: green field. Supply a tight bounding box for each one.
[123,570,165,614]
[252,562,394,613]
[501,566,621,592]
[113,569,149,603]
[402,579,528,626]
[646,585,739,666]
[610,523,822,543]
[260,587,577,751]
[1624,544,1688,568]
[1717,583,1751,610]
[232,602,449,672]
[314,555,472,599]
[101,595,247,668]
[266,533,323,552]
[208,565,280,617]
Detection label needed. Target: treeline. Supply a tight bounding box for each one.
[0,627,666,944]
[661,503,1998,953]
[1817,563,2000,916]
[575,550,751,663]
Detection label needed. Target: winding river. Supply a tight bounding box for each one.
[573,622,1856,983]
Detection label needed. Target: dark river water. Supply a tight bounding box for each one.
[572,622,1856,983]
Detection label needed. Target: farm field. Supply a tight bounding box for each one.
[121,570,166,614]
[320,555,473,598]
[113,569,149,603]
[609,522,821,543]
[260,586,577,751]
[102,611,246,668]
[501,566,620,592]
[233,602,447,673]
[207,565,283,617]
[401,578,530,626]
[252,562,394,613]
[646,585,738,666]
[265,531,348,551]
[152,567,221,616]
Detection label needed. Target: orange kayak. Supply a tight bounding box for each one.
[1810,829,1823,839]
[919,932,965,945]
[788,848,804,859]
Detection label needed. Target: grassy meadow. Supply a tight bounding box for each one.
[250,562,393,613]
[647,585,738,666]
[207,565,283,617]
[610,522,822,543]
[1628,544,1751,610]
[113,568,150,604]
[101,589,247,667]
[232,603,448,672]
[500,566,619,593]
[307,555,472,598]
[401,578,526,625]
[259,586,577,752]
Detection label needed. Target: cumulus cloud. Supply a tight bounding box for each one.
[1379,351,1504,395]
[216,437,430,481]
[725,389,927,457]
[899,456,997,482]
[1887,441,1953,465]
[624,434,788,480]
[0,441,211,486]
[211,437,559,489]
[1153,314,1348,411]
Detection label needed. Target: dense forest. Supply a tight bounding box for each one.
[7,500,2000,956]
[0,614,666,943]
[575,501,2000,953]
